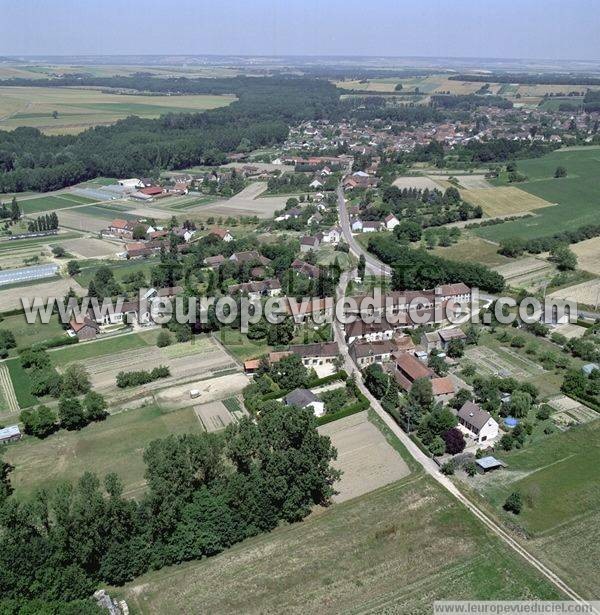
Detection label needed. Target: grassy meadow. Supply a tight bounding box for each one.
[475,147,600,242]
[113,475,562,613]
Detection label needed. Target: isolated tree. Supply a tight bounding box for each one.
[550,244,577,271]
[156,330,172,347]
[503,492,523,514]
[67,260,81,276]
[443,427,466,455]
[554,166,567,178]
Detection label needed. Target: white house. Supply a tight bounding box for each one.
[321,226,341,244]
[456,401,499,445]
[309,179,324,189]
[384,213,400,230]
[351,218,363,232]
[362,221,383,233]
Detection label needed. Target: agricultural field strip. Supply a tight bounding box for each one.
[0,362,19,415]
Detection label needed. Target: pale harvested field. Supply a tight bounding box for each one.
[123,205,172,219]
[392,176,443,191]
[57,209,108,232]
[0,278,85,312]
[71,337,237,394]
[194,400,235,432]
[451,174,493,190]
[60,237,120,258]
[493,257,552,280]
[155,372,250,409]
[571,237,600,275]
[318,411,410,502]
[335,79,398,92]
[549,279,600,306]
[461,186,554,216]
[515,83,600,97]
[0,86,236,135]
[193,182,289,218]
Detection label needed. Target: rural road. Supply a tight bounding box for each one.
[333,198,588,603]
[337,186,392,277]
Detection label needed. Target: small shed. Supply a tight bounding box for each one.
[475,456,506,474]
[0,425,22,445]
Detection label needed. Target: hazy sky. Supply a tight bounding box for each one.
[1,0,599,60]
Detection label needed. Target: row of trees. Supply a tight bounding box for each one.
[27,211,59,233]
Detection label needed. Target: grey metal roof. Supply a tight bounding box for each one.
[284,388,318,408]
[476,456,506,470]
[0,425,21,440]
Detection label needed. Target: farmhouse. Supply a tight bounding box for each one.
[0,425,22,445]
[455,401,499,445]
[384,213,400,230]
[284,388,325,417]
[393,352,434,391]
[228,278,281,299]
[204,255,225,269]
[438,328,467,349]
[69,317,99,341]
[431,376,455,403]
[435,283,471,304]
[229,251,271,266]
[291,259,320,278]
[421,331,443,354]
[350,339,394,367]
[210,228,234,242]
[289,341,339,367]
[300,236,320,252]
[283,298,335,323]
[345,317,396,344]
[107,219,136,239]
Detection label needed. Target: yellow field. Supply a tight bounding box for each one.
[460,186,554,216]
[0,86,236,134]
[571,237,600,275]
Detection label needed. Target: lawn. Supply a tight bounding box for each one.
[3,403,204,499]
[471,419,600,597]
[4,358,39,408]
[74,258,158,288]
[475,147,600,242]
[112,474,561,613]
[0,86,236,135]
[216,327,272,362]
[49,330,158,367]
[0,312,66,355]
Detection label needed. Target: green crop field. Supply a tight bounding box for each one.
[18,193,97,214]
[3,403,204,499]
[472,419,600,597]
[4,358,39,408]
[75,204,138,220]
[475,147,600,242]
[113,474,561,613]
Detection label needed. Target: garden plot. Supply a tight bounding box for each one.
[59,237,120,258]
[465,346,542,380]
[69,337,236,394]
[318,411,410,502]
[194,400,235,432]
[547,395,598,429]
[392,176,442,191]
